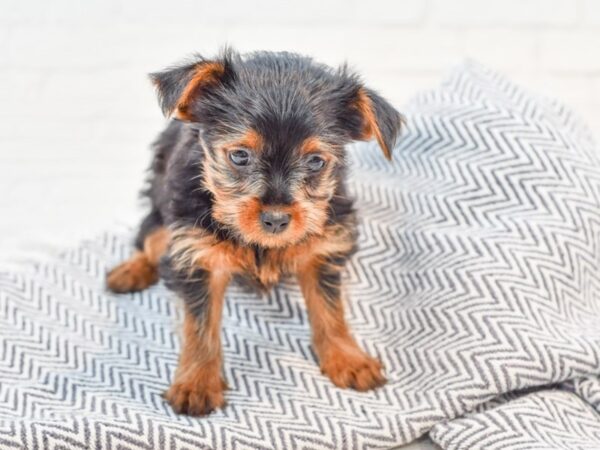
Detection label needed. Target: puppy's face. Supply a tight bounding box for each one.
[151,50,403,248]
[201,128,339,248]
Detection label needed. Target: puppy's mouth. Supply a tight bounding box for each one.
[235,198,310,248]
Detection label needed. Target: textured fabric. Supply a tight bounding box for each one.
[430,391,600,450]
[1,62,600,449]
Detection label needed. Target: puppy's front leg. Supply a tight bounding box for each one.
[298,259,386,391]
[163,266,230,416]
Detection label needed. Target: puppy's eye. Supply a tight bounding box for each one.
[229,149,250,166]
[307,154,325,171]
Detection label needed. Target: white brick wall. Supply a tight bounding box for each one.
[1,0,600,255]
[431,0,579,26]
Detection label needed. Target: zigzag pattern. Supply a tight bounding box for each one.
[430,391,600,450]
[1,61,600,449]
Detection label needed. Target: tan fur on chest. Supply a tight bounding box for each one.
[169,224,355,289]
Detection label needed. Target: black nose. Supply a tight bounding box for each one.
[260,211,291,234]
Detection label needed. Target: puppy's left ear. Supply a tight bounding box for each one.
[349,87,404,160]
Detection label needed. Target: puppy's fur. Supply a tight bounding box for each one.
[107,49,403,416]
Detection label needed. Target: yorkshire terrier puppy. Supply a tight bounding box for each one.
[106,49,403,416]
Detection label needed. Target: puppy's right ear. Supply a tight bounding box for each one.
[150,55,232,121]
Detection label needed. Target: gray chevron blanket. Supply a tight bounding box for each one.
[2,62,600,450]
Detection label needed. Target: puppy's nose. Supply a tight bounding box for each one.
[260,211,291,234]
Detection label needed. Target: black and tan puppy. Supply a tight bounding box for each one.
[107,49,403,416]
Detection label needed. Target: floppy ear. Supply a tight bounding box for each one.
[351,87,404,160]
[149,55,231,121]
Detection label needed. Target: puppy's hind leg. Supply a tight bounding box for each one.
[107,224,169,293]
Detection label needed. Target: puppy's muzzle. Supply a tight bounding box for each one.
[260,211,291,234]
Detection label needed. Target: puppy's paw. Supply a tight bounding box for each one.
[164,377,227,416]
[106,254,157,293]
[321,347,386,391]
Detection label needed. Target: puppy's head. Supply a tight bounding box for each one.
[151,49,404,248]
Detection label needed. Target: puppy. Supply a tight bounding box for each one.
[106,49,403,416]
